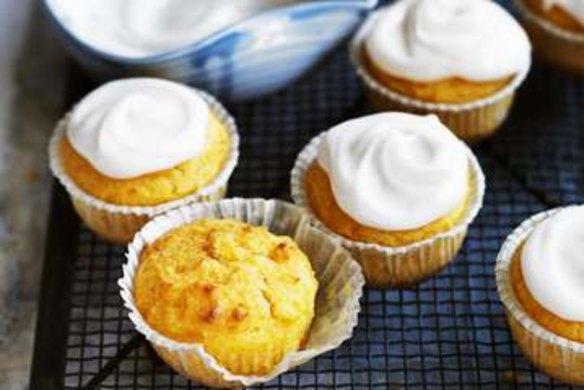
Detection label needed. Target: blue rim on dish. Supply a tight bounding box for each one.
[43,0,378,101]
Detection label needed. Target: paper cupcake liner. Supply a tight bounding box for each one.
[496,207,584,385]
[290,133,486,289]
[515,0,584,76]
[350,10,530,142]
[118,198,365,388]
[48,89,240,244]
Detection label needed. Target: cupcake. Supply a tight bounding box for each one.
[497,206,584,385]
[351,0,532,142]
[120,198,364,388]
[517,0,584,75]
[136,218,318,376]
[291,112,485,288]
[49,78,239,243]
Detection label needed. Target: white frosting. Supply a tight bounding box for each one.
[67,78,210,179]
[48,0,271,58]
[521,207,584,322]
[317,113,468,231]
[365,0,531,82]
[543,0,584,26]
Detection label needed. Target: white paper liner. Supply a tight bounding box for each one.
[49,88,239,216]
[290,132,486,287]
[496,206,584,354]
[515,0,584,43]
[118,198,365,388]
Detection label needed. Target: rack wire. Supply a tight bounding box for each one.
[30,23,584,390]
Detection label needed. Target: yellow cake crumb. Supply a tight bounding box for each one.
[363,47,515,104]
[134,219,318,375]
[512,246,584,342]
[305,162,473,247]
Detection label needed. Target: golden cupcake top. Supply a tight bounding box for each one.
[134,218,318,374]
[59,78,232,206]
[525,0,584,33]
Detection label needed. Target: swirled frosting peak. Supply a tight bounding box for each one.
[317,113,468,231]
[365,0,531,82]
[522,207,584,321]
[543,0,584,26]
[67,78,210,179]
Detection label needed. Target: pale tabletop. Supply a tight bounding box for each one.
[0,1,66,388]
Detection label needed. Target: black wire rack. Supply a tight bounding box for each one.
[29,14,584,390]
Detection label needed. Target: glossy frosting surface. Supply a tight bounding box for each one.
[522,206,584,321]
[365,0,531,82]
[67,78,210,179]
[48,0,270,57]
[317,113,468,231]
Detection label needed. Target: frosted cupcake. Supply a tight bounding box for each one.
[497,206,584,385]
[292,112,485,288]
[517,0,584,75]
[351,0,531,141]
[49,78,239,243]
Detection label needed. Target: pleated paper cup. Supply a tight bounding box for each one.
[119,198,365,388]
[515,0,584,76]
[48,89,239,244]
[291,133,486,289]
[496,207,584,385]
[350,10,530,143]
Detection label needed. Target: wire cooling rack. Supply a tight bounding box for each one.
[30,18,584,390]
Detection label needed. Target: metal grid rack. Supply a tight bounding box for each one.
[30,24,584,390]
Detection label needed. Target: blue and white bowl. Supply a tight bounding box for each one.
[44,0,377,101]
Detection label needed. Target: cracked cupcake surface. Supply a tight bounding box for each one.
[134,218,318,375]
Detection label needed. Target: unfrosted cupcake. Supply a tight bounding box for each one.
[517,0,584,75]
[120,198,364,388]
[135,218,318,376]
[49,78,239,243]
[351,0,531,141]
[292,112,485,288]
[497,206,584,385]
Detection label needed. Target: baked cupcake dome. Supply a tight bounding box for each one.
[134,218,318,376]
[517,0,584,75]
[120,199,364,388]
[292,113,486,288]
[351,0,531,141]
[497,206,584,385]
[49,78,239,243]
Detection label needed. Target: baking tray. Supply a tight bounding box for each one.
[29,15,584,390]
